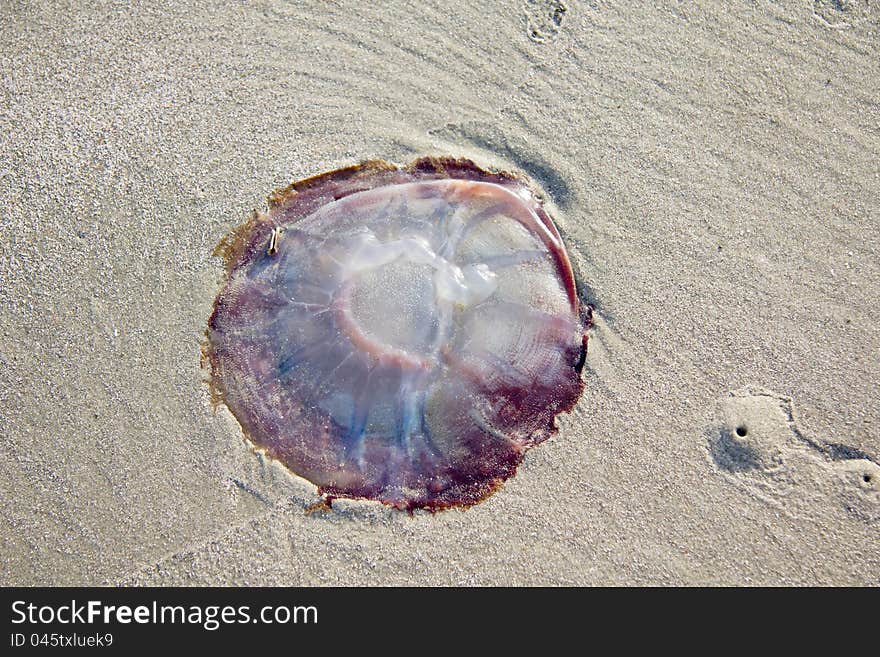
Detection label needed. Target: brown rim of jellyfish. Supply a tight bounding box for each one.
[204,156,591,512]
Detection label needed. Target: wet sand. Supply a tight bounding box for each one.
[1,0,878,585]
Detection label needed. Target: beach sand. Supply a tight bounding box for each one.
[1,0,878,585]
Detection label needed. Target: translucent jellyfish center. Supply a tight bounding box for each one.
[332,231,498,368]
[347,259,438,354]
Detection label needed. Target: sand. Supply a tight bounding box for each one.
[1,0,878,586]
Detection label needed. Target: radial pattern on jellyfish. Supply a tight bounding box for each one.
[206,157,590,510]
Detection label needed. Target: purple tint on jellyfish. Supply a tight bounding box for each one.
[206,158,590,510]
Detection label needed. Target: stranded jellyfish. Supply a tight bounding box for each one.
[206,157,590,510]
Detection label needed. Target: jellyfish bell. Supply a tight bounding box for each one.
[206,157,590,510]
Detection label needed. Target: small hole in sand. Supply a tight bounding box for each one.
[735,425,748,437]
[864,474,872,483]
